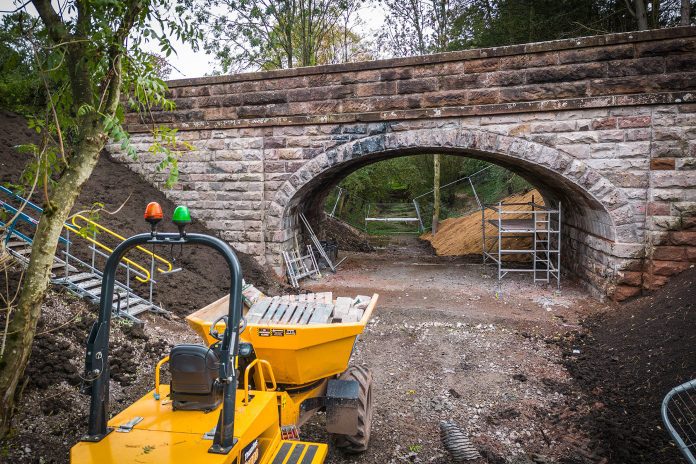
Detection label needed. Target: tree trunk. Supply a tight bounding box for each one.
[634,0,648,30]
[681,0,691,26]
[0,123,105,436]
[432,154,441,234]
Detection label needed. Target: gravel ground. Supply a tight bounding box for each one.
[1,235,691,464]
[301,243,606,463]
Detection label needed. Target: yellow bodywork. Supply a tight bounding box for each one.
[70,384,327,464]
[187,294,378,385]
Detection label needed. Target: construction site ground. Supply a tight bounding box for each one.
[1,110,694,463]
[303,237,694,464]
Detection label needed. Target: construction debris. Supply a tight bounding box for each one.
[241,280,264,307]
[300,213,339,272]
[283,245,321,288]
[246,293,374,325]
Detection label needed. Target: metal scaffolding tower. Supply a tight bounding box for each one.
[482,199,561,287]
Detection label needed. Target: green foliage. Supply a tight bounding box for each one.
[0,0,201,195]
[379,1,694,57]
[0,13,44,114]
[149,127,194,188]
[198,0,365,72]
[328,156,533,233]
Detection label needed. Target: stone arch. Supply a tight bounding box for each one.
[266,128,634,269]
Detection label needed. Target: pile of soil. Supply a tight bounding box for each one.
[316,213,374,252]
[564,266,696,463]
[0,110,284,317]
[421,190,540,258]
[0,261,197,464]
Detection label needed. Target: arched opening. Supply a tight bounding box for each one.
[266,128,630,294]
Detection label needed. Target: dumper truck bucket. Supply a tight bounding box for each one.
[186,294,378,385]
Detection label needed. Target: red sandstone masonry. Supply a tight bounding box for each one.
[112,28,696,301]
[125,27,696,132]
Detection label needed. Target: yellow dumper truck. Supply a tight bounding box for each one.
[70,204,376,464]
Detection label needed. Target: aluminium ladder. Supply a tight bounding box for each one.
[1,186,172,322]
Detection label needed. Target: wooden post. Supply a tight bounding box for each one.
[432,154,441,234]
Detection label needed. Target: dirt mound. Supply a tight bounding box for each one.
[421,190,540,257]
[564,266,696,463]
[316,214,374,252]
[0,261,192,464]
[0,110,285,317]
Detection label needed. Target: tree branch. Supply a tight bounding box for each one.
[31,0,68,42]
[0,0,31,14]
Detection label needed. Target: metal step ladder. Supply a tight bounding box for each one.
[5,239,78,276]
[1,186,173,323]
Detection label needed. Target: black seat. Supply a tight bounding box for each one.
[169,344,222,411]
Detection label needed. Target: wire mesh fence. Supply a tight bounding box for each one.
[662,378,696,464]
[326,165,534,235]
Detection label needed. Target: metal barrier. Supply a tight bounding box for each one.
[662,378,696,464]
[0,186,174,321]
[69,214,173,282]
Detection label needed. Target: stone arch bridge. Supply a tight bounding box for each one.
[116,27,696,300]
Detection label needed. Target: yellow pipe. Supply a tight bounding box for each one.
[64,223,152,283]
[154,356,169,400]
[243,359,277,405]
[67,214,174,283]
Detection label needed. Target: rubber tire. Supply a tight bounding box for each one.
[331,365,373,453]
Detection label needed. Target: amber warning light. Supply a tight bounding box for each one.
[144,202,163,225]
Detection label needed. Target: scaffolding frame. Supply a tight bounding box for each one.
[482,199,561,287]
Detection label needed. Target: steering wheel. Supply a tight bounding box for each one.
[209,315,247,342]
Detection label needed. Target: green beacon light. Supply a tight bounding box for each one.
[172,205,191,237]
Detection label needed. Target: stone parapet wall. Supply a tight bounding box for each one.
[125,27,696,132]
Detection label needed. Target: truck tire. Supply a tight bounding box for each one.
[332,366,373,453]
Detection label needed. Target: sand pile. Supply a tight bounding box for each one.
[421,190,541,257]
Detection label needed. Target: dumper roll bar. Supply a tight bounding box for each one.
[80,231,243,454]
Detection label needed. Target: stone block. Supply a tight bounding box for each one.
[652,171,696,188]
[635,38,696,57]
[558,44,633,64]
[654,127,685,141]
[625,128,651,141]
[651,246,688,261]
[397,78,438,94]
[650,158,676,170]
[670,230,696,245]
[525,62,605,84]
[610,285,641,301]
[619,271,643,287]
[558,144,590,159]
[592,117,617,129]
[648,260,691,276]
[642,273,669,290]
